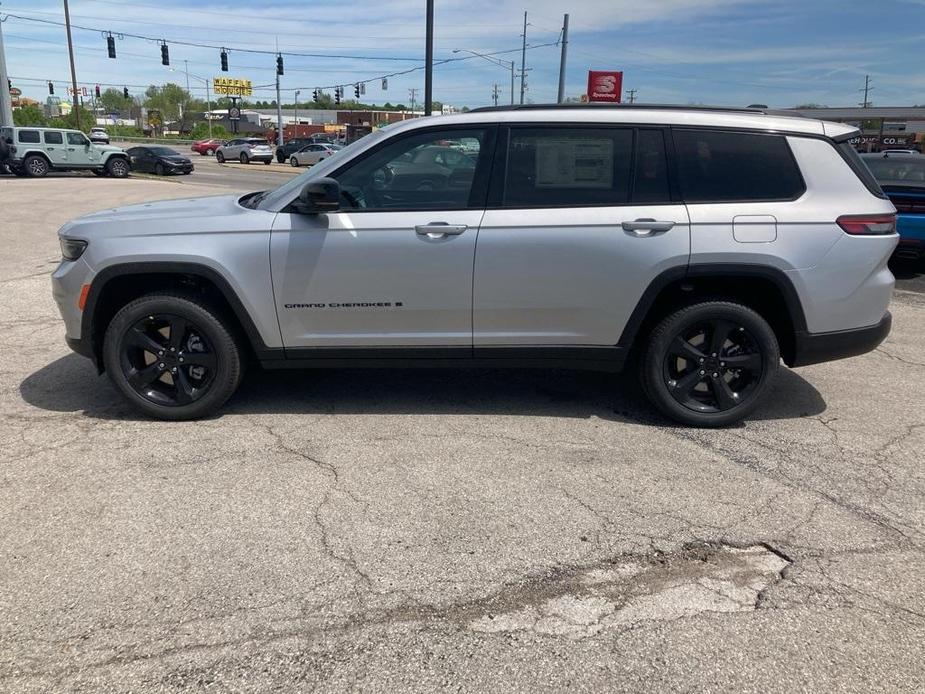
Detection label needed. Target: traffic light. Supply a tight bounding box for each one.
[334,86,341,105]
[160,43,169,66]
[360,82,366,95]
[95,84,101,99]
[382,78,388,90]
[354,84,360,98]
[48,81,54,95]
[220,50,228,72]
[123,86,129,99]
[107,35,116,59]
[312,88,320,102]
[276,54,284,76]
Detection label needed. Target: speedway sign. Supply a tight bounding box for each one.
[586,70,623,103]
[213,77,252,97]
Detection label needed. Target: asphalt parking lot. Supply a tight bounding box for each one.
[1,176,924,692]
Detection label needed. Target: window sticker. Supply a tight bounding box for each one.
[534,138,613,189]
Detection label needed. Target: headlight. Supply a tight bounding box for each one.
[60,238,88,261]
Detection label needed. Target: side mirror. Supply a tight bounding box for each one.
[295,177,341,214]
[4,137,12,145]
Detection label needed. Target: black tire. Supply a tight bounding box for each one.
[23,154,49,178]
[216,151,225,163]
[290,157,299,167]
[277,151,286,163]
[640,301,779,427]
[106,157,130,178]
[91,169,106,176]
[239,152,249,164]
[263,160,271,165]
[155,163,165,176]
[102,293,243,421]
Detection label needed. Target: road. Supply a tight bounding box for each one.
[0,177,924,692]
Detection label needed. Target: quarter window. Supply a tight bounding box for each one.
[336,128,488,211]
[43,131,64,145]
[502,127,633,207]
[18,130,40,143]
[674,130,804,202]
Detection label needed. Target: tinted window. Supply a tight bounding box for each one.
[66,132,89,146]
[336,128,488,211]
[43,131,63,145]
[18,130,40,143]
[503,127,633,207]
[674,130,804,202]
[862,155,925,182]
[633,129,671,203]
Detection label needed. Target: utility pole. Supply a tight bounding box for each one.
[424,0,434,115]
[556,13,569,104]
[63,0,80,128]
[294,89,300,131]
[519,11,528,104]
[409,88,417,113]
[0,13,14,127]
[859,75,873,108]
[275,73,283,146]
[491,83,499,107]
[182,59,191,132]
[627,89,637,104]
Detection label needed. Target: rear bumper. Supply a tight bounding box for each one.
[790,311,891,367]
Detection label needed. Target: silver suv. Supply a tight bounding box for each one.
[52,105,897,425]
[2,126,129,177]
[215,138,274,165]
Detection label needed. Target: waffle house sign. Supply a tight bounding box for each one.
[213,78,253,97]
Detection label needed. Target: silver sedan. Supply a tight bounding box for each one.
[289,143,341,167]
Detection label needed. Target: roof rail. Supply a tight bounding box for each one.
[468,103,768,114]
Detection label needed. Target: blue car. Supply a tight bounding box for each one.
[862,152,925,260]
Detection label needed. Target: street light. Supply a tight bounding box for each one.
[294,89,301,133]
[168,65,212,138]
[453,48,515,106]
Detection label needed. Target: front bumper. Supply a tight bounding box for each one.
[790,312,891,367]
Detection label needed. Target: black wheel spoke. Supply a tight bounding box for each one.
[673,368,704,396]
[127,326,165,355]
[710,377,739,411]
[182,351,216,369]
[709,320,733,356]
[669,336,706,364]
[127,363,162,389]
[174,369,195,404]
[167,317,189,351]
[723,352,762,372]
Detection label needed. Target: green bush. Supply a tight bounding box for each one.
[189,122,231,140]
[12,104,47,127]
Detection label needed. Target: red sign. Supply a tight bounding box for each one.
[586,70,623,103]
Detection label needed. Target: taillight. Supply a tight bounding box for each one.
[836,214,896,235]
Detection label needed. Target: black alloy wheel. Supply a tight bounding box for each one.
[641,301,779,427]
[103,293,242,420]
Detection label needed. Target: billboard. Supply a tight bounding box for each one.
[213,77,253,97]
[586,71,623,103]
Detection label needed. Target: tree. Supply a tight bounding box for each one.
[189,122,231,140]
[48,106,95,131]
[98,88,133,115]
[144,83,192,122]
[12,104,47,127]
[794,103,827,109]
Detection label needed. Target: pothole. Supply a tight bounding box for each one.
[468,544,790,638]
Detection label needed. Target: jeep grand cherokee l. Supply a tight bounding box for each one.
[52,105,897,426]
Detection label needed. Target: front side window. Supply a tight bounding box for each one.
[335,128,488,211]
[18,130,40,144]
[502,127,633,207]
[66,132,89,146]
[44,131,63,145]
[674,130,804,202]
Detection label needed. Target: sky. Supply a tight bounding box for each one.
[2,0,924,110]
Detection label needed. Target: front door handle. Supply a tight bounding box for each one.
[622,218,675,236]
[415,222,468,239]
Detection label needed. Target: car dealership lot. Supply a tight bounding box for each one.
[1,177,924,691]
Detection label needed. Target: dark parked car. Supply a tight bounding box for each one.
[861,153,925,260]
[275,137,316,163]
[125,146,194,175]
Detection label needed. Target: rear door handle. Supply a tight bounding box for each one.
[415,222,468,239]
[622,218,675,235]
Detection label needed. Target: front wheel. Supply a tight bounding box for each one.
[155,163,165,176]
[216,151,225,163]
[106,157,130,178]
[640,301,779,427]
[103,293,243,420]
[263,160,271,165]
[239,152,249,164]
[290,157,299,167]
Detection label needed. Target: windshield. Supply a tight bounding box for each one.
[863,156,925,183]
[257,127,392,210]
[149,147,180,156]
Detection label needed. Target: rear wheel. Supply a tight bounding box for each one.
[103,293,243,420]
[263,160,271,165]
[239,152,249,164]
[155,163,165,176]
[23,154,49,178]
[640,301,779,427]
[216,151,225,163]
[106,157,130,178]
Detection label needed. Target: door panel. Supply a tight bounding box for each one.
[474,205,690,345]
[271,209,484,347]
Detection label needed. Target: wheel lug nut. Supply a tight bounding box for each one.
[178,357,184,363]
[171,367,177,373]
[170,347,176,352]
[711,353,717,358]
[699,370,705,375]
[720,361,725,367]
[158,350,164,356]
[712,372,719,378]
[158,362,165,369]
[699,357,704,363]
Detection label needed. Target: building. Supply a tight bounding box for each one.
[787,106,925,152]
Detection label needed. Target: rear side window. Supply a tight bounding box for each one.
[503,127,633,207]
[18,130,40,143]
[633,129,671,203]
[841,143,887,199]
[44,131,63,145]
[674,130,804,202]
